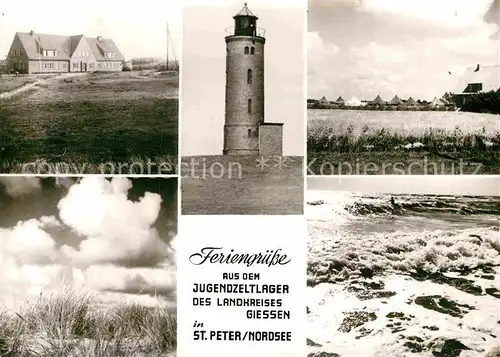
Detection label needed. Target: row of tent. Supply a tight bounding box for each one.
[318,95,445,107]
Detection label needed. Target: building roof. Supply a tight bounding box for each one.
[389,95,402,105]
[454,64,500,93]
[372,95,385,104]
[319,96,328,103]
[13,32,125,61]
[336,96,345,103]
[17,32,72,60]
[86,37,125,61]
[234,3,257,18]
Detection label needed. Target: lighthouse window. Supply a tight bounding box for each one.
[250,47,255,55]
[247,69,252,84]
[247,129,252,137]
[244,46,249,54]
[248,99,252,114]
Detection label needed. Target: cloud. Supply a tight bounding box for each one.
[350,41,409,64]
[57,177,168,267]
[308,0,498,101]
[0,216,60,265]
[307,31,341,97]
[83,265,176,297]
[361,0,491,29]
[0,177,42,197]
[308,31,340,59]
[0,177,176,309]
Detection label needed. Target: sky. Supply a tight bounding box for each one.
[308,175,500,196]
[0,177,177,311]
[0,0,182,60]
[181,0,306,156]
[308,0,500,102]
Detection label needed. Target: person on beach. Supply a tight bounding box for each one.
[390,196,402,213]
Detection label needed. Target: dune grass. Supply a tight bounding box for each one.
[0,287,176,357]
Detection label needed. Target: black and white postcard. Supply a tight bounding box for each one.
[181,0,306,215]
[0,1,180,174]
[306,176,500,357]
[0,176,177,356]
[178,215,307,357]
[307,0,500,175]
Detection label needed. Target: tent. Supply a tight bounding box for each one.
[405,97,417,106]
[389,95,402,105]
[431,97,445,107]
[371,95,386,105]
[318,96,329,104]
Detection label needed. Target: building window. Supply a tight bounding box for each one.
[247,69,252,84]
[244,46,249,54]
[248,98,252,114]
[253,129,258,138]
[464,83,483,93]
[250,47,255,54]
[247,129,252,137]
[73,63,79,69]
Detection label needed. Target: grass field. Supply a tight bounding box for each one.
[0,287,176,357]
[0,76,41,93]
[181,155,304,215]
[0,71,178,174]
[308,109,500,175]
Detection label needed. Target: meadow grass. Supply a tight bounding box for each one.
[0,71,178,173]
[0,287,176,357]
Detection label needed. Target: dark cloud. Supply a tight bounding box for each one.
[484,0,500,38]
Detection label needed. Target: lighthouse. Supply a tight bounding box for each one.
[223,3,283,157]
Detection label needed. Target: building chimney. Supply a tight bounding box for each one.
[97,36,103,41]
[474,64,480,72]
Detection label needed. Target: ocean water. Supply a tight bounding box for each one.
[307,109,500,137]
[306,191,500,357]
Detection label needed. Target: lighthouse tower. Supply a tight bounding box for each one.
[223,3,266,155]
